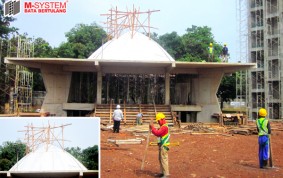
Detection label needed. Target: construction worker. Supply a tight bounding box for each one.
[112,105,123,133]
[150,112,170,178]
[256,108,271,169]
[136,112,143,125]
[208,42,214,62]
[172,112,181,128]
[222,43,229,62]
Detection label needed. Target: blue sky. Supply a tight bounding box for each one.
[10,0,240,62]
[0,118,100,149]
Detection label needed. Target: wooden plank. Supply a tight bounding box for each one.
[101,147,129,150]
[0,113,18,117]
[116,141,141,145]
[141,124,151,170]
[19,112,41,117]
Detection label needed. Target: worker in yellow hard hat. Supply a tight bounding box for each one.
[150,112,170,177]
[208,42,214,62]
[256,108,271,169]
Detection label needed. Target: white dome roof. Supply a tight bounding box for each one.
[9,144,87,172]
[88,31,175,62]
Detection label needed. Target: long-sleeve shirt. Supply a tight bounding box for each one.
[151,124,168,137]
[112,109,123,121]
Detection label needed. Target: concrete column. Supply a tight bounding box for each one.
[97,71,102,104]
[196,70,223,122]
[280,2,283,118]
[41,64,71,116]
[165,72,170,105]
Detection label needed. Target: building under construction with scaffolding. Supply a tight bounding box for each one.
[0,37,34,114]
[2,6,255,123]
[248,0,283,119]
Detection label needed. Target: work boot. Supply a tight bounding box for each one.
[263,160,268,168]
[154,173,164,177]
[260,160,268,169]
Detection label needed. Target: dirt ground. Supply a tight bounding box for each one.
[101,122,283,178]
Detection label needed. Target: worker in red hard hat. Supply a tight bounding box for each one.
[150,112,170,178]
[256,108,271,169]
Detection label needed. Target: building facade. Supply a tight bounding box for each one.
[5,32,255,122]
[248,0,283,119]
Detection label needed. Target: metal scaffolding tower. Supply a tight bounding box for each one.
[0,36,34,114]
[236,0,249,114]
[265,0,281,119]
[0,39,16,113]
[248,0,282,119]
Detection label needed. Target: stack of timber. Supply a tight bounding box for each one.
[177,122,230,136]
[213,120,283,136]
[211,113,247,125]
[94,104,173,124]
[226,125,258,135]
[183,122,221,133]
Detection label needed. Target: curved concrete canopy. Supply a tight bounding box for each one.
[88,31,175,62]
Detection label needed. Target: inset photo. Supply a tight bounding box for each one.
[0,117,100,178]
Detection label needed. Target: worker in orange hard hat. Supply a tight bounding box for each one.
[150,112,170,177]
[256,108,271,169]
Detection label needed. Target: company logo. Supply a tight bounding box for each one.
[3,0,68,16]
[4,0,21,17]
[24,1,68,14]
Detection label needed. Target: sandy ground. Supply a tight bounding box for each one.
[101,122,283,178]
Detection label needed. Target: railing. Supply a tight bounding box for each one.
[123,100,127,123]
[109,99,113,123]
[250,0,263,8]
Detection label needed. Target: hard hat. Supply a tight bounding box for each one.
[224,43,227,46]
[156,112,165,121]
[258,108,267,117]
[209,43,213,46]
[116,105,120,109]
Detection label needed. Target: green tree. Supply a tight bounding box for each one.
[0,141,26,171]
[32,37,54,91]
[158,31,185,59]
[181,25,222,62]
[33,72,45,91]
[66,145,99,170]
[82,145,98,170]
[217,73,236,109]
[0,2,18,113]
[54,42,75,58]
[55,23,107,58]
[149,32,159,42]
[33,37,53,57]
[65,147,83,163]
